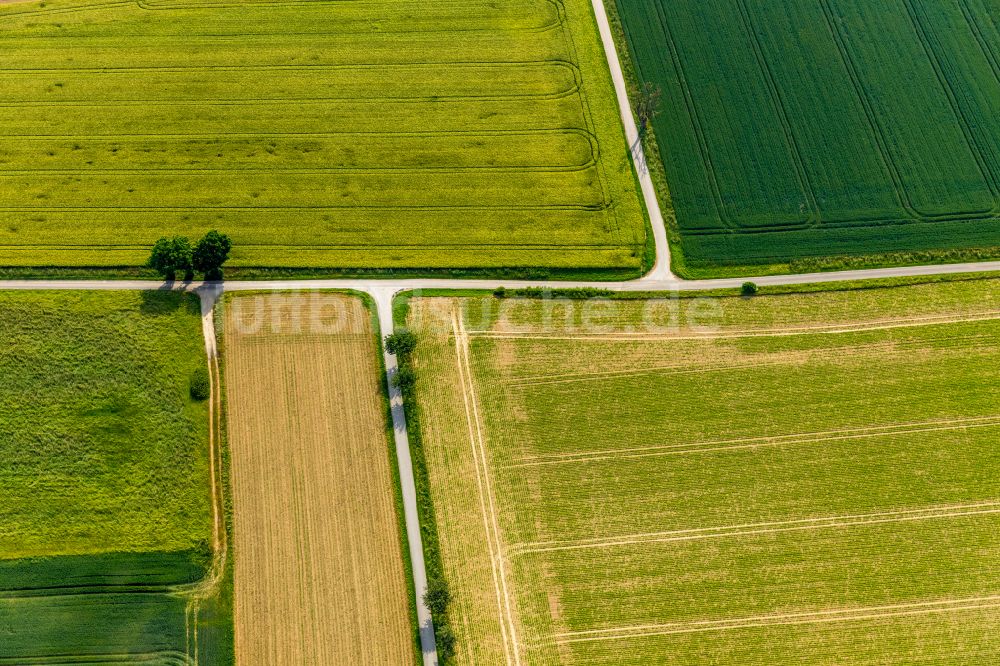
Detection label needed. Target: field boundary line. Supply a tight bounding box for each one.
[733,0,820,228]
[466,309,1000,342]
[0,650,193,665]
[901,0,1000,213]
[552,595,1000,643]
[817,0,923,221]
[508,415,1000,466]
[173,291,227,666]
[503,334,992,389]
[510,501,1000,554]
[451,309,519,666]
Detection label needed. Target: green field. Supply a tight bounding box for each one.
[0,0,647,277]
[407,280,1000,664]
[614,0,1000,272]
[0,291,228,664]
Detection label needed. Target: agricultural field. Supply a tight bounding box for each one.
[0,0,647,276]
[0,290,229,664]
[406,278,1000,664]
[222,293,416,665]
[614,0,1000,273]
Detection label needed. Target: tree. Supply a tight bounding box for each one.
[385,330,418,356]
[148,236,193,281]
[424,577,451,618]
[391,366,416,391]
[633,81,663,136]
[434,624,456,662]
[741,281,759,297]
[192,230,233,281]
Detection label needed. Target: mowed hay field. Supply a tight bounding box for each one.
[408,280,1000,664]
[223,293,416,665]
[614,0,1000,272]
[0,291,228,665]
[0,0,646,276]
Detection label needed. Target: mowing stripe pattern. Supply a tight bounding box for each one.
[409,281,1000,664]
[0,0,646,272]
[223,294,415,665]
[615,0,1000,269]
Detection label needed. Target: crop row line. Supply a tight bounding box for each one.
[680,208,1000,236]
[0,650,191,665]
[0,245,627,252]
[901,0,1000,214]
[0,163,599,174]
[819,0,936,224]
[650,0,742,232]
[0,582,177,598]
[0,128,597,139]
[0,0,131,20]
[551,595,1000,643]
[0,127,597,136]
[0,59,582,74]
[471,309,1000,347]
[504,416,1000,469]
[958,0,1000,88]
[0,90,581,104]
[1,27,565,40]
[733,0,818,228]
[511,501,1000,555]
[4,0,566,37]
[133,0,566,36]
[0,203,611,211]
[452,309,523,666]
[511,412,1000,464]
[500,330,997,389]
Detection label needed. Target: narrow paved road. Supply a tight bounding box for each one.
[5,259,1000,666]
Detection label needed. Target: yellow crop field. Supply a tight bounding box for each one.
[407,280,1000,664]
[223,293,414,665]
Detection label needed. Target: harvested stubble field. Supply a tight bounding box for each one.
[614,0,1000,272]
[223,293,415,665]
[0,291,227,665]
[407,279,1000,664]
[0,0,646,276]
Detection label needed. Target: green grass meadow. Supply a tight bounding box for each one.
[615,0,1000,273]
[0,291,227,664]
[0,0,647,277]
[409,279,1000,664]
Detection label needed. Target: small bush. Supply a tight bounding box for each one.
[493,286,507,299]
[741,281,759,297]
[189,367,210,401]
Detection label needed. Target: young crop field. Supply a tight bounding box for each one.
[0,0,647,276]
[0,290,228,665]
[407,279,1000,664]
[222,293,416,665]
[614,0,1000,272]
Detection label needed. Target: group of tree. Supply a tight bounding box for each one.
[148,230,232,281]
[424,577,456,661]
[386,329,418,391]
[384,330,458,659]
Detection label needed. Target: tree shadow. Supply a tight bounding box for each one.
[138,284,199,316]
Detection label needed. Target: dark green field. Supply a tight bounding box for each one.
[0,291,229,664]
[615,0,1000,273]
